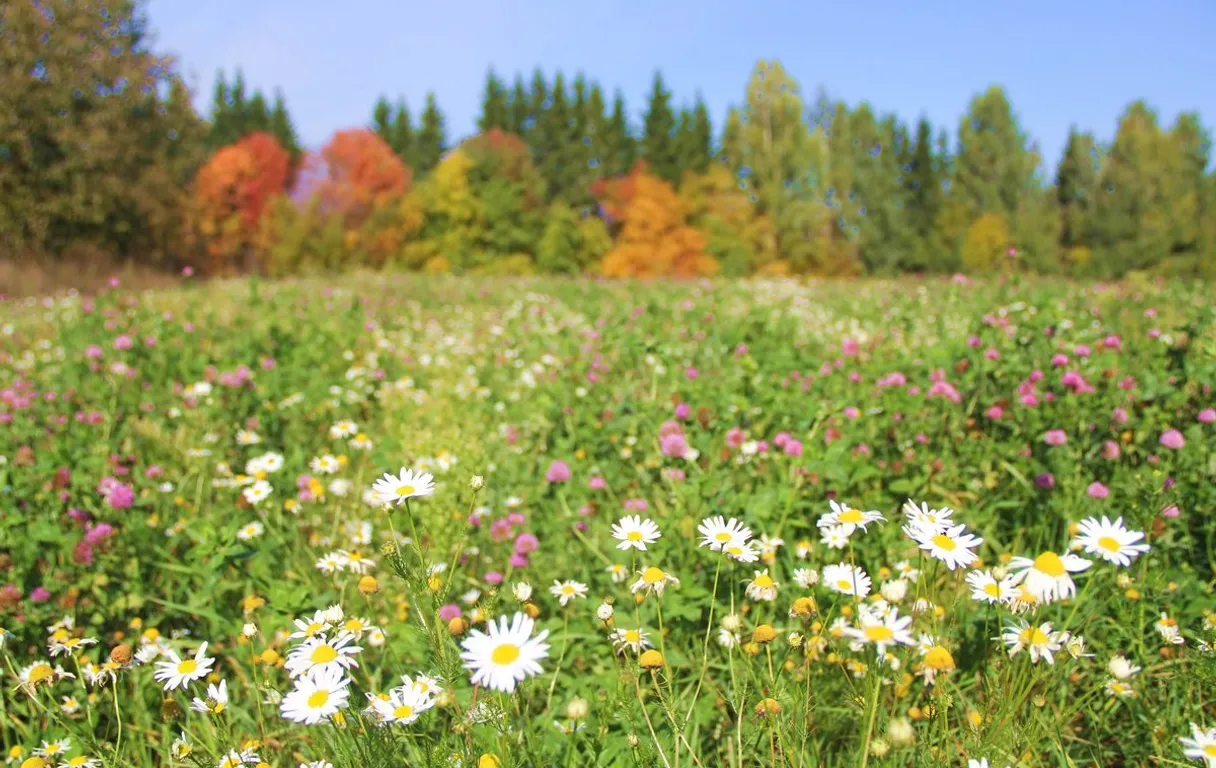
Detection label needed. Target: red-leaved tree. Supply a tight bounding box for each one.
[310,129,411,229]
[192,132,291,273]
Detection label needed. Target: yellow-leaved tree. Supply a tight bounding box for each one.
[597,166,718,278]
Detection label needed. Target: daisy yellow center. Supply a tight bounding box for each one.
[307,690,329,708]
[396,485,415,496]
[932,534,957,552]
[754,574,774,589]
[624,630,640,643]
[1204,746,1216,757]
[68,759,89,767]
[839,509,865,524]
[393,705,414,720]
[1097,536,1121,553]
[176,659,197,675]
[43,745,62,754]
[642,567,665,584]
[27,665,53,683]
[714,532,732,542]
[837,579,852,590]
[1033,552,1067,578]
[627,531,644,541]
[726,545,743,556]
[306,622,323,635]
[344,619,364,632]
[491,643,520,665]
[924,646,955,670]
[1019,627,1050,646]
[983,583,1001,597]
[1159,618,1177,628]
[864,625,895,642]
[348,552,363,562]
[213,702,226,713]
[311,645,338,663]
[561,586,575,595]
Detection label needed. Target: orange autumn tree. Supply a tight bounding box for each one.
[597,165,718,278]
[312,128,410,230]
[192,132,291,274]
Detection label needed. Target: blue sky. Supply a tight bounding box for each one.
[146,0,1215,168]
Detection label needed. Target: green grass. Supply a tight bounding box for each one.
[1,273,1214,767]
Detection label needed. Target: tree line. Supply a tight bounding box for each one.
[3,1,1213,279]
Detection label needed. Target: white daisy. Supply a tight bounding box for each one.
[310,455,341,475]
[822,563,872,598]
[696,516,752,551]
[215,748,260,768]
[236,522,265,541]
[1179,723,1216,766]
[285,633,362,679]
[723,540,760,563]
[190,679,229,714]
[548,580,589,607]
[460,612,550,693]
[242,480,272,505]
[966,570,1018,604]
[901,499,955,537]
[745,570,779,601]
[369,685,434,725]
[280,667,351,724]
[1108,655,1140,680]
[611,515,661,551]
[842,606,914,657]
[817,500,885,534]
[819,524,852,549]
[289,612,332,640]
[1008,551,1091,603]
[1002,621,1063,664]
[329,420,358,439]
[793,568,819,588]
[153,642,215,691]
[630,566,680,596]
[913,523,983,570]
[610,627,653,654]
[1072,516,1150,567]
[371,467,436,505]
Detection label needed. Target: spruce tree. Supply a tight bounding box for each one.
[1055,128,1098,251]
[906,117,943,255]
[478,69,509,133]
[642,72,679,184]
[508,75,529,136]
[372,96,393,143]
[269,90,300,162]
[391,100,415,167]
[606,90,634,176]
[416,92,447,174]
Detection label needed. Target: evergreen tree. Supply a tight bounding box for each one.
[527,69,549,153]
[246,91,269,133]
[673,96,713,178]
[1055,128,1099,251]
[719,107,744,174]
[906,116,943,264]
[478,69,509,133]
[372,96,393,143]
[390,101,415,167]
[416,92,447,174]
[541,71,574,201]
[269,90,301,163]
[604,90,634,178]
[1170,112,1210,258]
[508,75,529,135]
[642,72,679,184]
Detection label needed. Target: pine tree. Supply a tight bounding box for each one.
[541,71,574,201]
[1055,128,1099,252]
[642,72,679,184]
[508,75,529,136]
[1170,112,1210,259]
[416,92,447,174]
[719,107,744,174]
[527,69,549,153]
[390,101,415,167]
[269,90,300,164]
[372,96,393,143]
[478,69,509,133]
[605,91,635,177]
[246,91,270,133]
[905,117,943,267]
[690,96,713,172]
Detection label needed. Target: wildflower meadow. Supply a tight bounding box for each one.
[1,273,1214,768]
